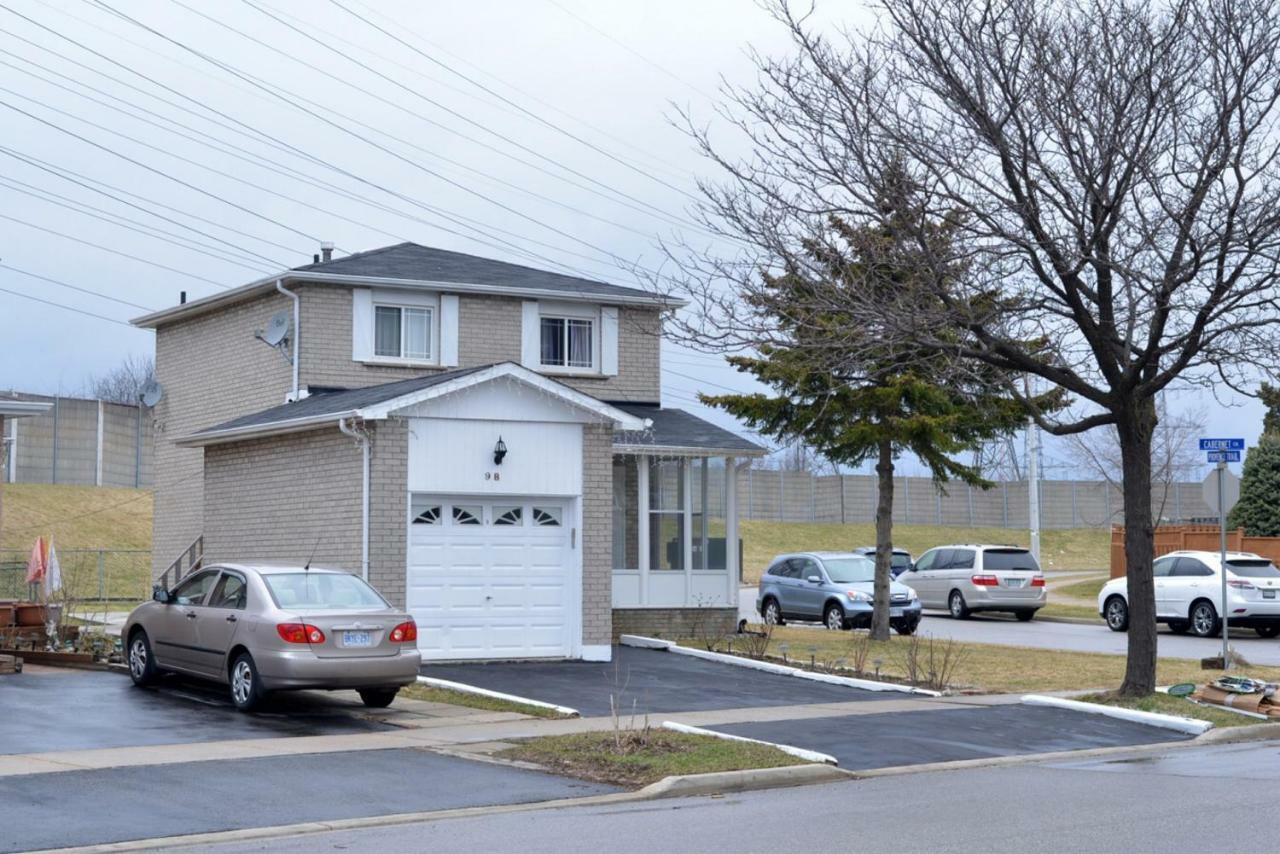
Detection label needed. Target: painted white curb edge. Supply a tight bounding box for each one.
[1021,694,1213,735]
[621,634,938,697]
[417,676,579,718]
[662,720,838,765]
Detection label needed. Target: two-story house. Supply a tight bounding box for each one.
[133,243,761,662]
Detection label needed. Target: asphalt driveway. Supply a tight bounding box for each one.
[425,645,887,717]
[710,704,1192,770]
[0,748,617,853]
[0,670,391,755]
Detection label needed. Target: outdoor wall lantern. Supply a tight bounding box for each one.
[493,436,507,466]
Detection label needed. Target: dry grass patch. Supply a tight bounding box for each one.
[0,484,152,551]
[739,521,1107,584]
[399,683,570,719]
[755,626,1280,694]
[497,731,804,788]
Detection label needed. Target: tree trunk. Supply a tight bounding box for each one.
[1117,397,1159,696]
[871,438,894,641]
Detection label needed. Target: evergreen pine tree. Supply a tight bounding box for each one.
[1228,436,1280,536]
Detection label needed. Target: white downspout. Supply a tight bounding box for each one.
[277,279,300,401]
[339,417,370,582]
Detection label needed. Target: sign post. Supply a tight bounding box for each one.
[1200,439,1244,669]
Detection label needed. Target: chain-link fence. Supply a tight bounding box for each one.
[0,549,151,611]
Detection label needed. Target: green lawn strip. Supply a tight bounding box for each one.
[1039,601,1102,621]
[1053,576,1110,601]
[739,521,1106,584]
[1077,691,1263,729]
[399,683,570,719]
[496,731,806,788]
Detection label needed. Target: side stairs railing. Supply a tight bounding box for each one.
[157,536,203,591]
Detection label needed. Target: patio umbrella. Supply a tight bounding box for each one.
[43,541,61,600]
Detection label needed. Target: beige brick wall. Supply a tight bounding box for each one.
[367,418,408,606]
[611,608,739,641]
[582,423,613,646]
[204,428,362,571]
[295,285,661,402]
[152,292,293,579]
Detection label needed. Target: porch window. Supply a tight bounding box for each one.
[612,457,639,570]
[649,458,684,570]
[692,458,728,570]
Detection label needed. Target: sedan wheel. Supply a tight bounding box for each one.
[824,604,847,631]
[128,631,157,687]
[1104,597,1129,632]
[229,653,264,712]
[1190,602,1220,638]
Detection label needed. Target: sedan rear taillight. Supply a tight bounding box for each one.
[277,623,326,644]
[1030,576,1046,587]
[389,620,418,643]
[971,574,999,586]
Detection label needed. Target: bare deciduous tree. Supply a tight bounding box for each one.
[662,0,1280,694]
[85,354,155,404]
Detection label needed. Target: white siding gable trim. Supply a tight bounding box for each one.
[439,293,459,367]
[600,305,618,376]
[521,300,540,368]
[351,287,373,362]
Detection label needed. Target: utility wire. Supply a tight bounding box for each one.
[0,262,154,312]
[0,284,136,327]
[325,0,704,203]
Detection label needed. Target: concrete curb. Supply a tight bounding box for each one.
[1021,694,1213,735]
[660,720,838,765]
[619,635,939,696]
[416,676,579,718]
[636,762,850,797]
[1195,721,1280,744]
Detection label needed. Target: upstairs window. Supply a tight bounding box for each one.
[540,316,594,369]
[374,304,432,361]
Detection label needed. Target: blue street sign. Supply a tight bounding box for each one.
[1200,438,1245,451]
[1207,450,1241,463]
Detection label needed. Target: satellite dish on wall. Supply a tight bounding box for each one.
[140,380,164,408]
[262,311,291,347]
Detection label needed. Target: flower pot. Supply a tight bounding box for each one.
[14,603,60,627]
[0,603,14,627]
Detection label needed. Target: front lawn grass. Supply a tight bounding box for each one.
[1079,691,1261,729]
[399,683,570,719]
[497,731,804,788]
[1039,601,1102,621]
[748,626,1280,694]
[739,521,1107,584]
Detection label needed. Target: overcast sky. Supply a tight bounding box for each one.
[0,0,1264,478]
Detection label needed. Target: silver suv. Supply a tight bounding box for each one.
[901,545,1046,621]
[756,552,923,634]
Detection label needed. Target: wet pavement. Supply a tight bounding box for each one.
[0,748,618,853]
[0,670,390,755]
[424,645,886,716]
[710,703,1192,769]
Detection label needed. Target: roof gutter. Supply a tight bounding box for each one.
[131,271,684,328]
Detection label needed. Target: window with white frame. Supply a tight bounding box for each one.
[539,309,596,370]
[374,303,433,361]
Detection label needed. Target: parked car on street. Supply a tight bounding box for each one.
[852,546,914,578]
[901,544,1046,620]
[756,552,923,634]
[1098,550,1280,638]
[123,564,422,712]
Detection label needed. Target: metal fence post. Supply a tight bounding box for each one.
[967,484,975,527]
[747,467,754,520]
[1071,480,1079,528]
[779,470,786,522]
[903,476,910,525]
[1002,481,1009,528]
[97,550,105,600]
[935,484,943,525]
[51,395,59,484]
[810,473,816,522]
[840,474,846,524]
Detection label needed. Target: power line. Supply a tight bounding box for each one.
[0,283,136,327]
[542,0,722,102]
[0,262,154,312]
[325,0,703,203]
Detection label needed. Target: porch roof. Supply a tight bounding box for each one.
[610,403,766,457]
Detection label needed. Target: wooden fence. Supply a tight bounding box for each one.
[1109,525,1280,577]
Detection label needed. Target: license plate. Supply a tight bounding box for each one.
[1005,577,1026,588]
[343,631,372,647]
[1265,590,1276,600]
[890,608,903,618]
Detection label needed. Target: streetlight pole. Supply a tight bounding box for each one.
[1218,460,1229,669]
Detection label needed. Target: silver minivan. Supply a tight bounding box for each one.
[901,544,1046,621]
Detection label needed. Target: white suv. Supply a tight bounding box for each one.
[899,544,1046,621]
[1098,550,1280,638]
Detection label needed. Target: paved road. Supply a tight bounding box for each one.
[189,739,1280,854]
[738,587,1280,665]
[1,749,616,853]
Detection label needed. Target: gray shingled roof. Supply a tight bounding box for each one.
[294,242,655,301]
[612,404,765,455]
[192,366,488,437]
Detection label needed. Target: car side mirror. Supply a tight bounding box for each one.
[806,575,823,584]
[152,585,172,604]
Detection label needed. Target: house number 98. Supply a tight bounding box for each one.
[484,471,501,481]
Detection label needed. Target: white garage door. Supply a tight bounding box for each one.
[406,496,574,660]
